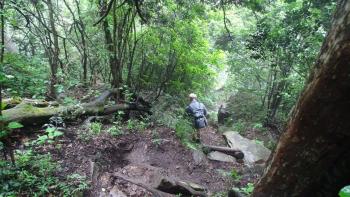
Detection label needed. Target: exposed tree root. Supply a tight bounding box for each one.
[202,144,244,159]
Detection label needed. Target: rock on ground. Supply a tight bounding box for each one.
[223,131,271,163]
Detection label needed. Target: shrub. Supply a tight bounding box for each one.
[175,117,198,149]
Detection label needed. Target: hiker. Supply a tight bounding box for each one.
[185,93,208,129]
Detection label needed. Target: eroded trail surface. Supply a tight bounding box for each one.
[40,125,263,196]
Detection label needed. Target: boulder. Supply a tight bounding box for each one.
[223,131,271,163]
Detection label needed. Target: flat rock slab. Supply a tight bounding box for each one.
[192,149,207,166]
[223,131,271,163]
[207,151,236,163]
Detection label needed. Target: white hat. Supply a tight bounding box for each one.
[189,93,197,98]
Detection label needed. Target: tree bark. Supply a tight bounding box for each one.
[0,0,4,63]
[252,1,350,196]
[46,0,59,99]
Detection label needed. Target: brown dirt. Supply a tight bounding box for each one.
[199,126,227,146]
[34,123,262,196]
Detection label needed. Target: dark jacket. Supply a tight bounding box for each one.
[186,99,208,129]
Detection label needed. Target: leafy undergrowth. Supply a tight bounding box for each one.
[0,150,88,196]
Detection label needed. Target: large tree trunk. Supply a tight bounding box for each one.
[252,1,350,196]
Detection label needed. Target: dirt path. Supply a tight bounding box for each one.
[36,124,252,196]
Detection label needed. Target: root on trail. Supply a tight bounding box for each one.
[202,144,244,160]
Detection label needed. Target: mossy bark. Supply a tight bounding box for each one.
[2,89,150,126]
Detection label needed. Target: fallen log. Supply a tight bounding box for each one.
[1,89,151,126]
[2,103,150,125]
[201,144,244,160]
[3,98,59,109]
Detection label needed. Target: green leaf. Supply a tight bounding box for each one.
[339,186,350,197]
[1,102,7,110]
[7,121,24,129]
[36,135,49,145]
[48,130,63,138]
[0,130,8,138]
[45,127,56,133]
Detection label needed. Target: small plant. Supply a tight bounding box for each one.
[63,97,78,105]
[34,126,64,145]
[151,131,162,147]
[235,182,254,195]
[120,85,133,102]
[60,173,90,195]
[253,122,263,129]
[266,140,277,150]
[115,111,125,121]
[152,138,162,147]
[175,118,195,143]
[107,125,124,136]
[230,169,242,181]
[254,139,264,146]
[252,122,268,133]
[339,185,350,197]
[0,120,24,163]
[126,119,148,131]
[90,122,102,134]
[33,117,65,145]
[0,121,24,139]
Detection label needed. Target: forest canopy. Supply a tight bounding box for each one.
[0,0,336,125]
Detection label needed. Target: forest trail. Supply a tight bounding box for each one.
[35,122,262,196]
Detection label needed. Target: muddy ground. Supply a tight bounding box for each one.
[31,123,263,197]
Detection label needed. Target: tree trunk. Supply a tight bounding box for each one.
[0,0,4,63]
[100,0,120,90]
[47,0,59,99]
[252,1,350,196]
